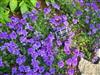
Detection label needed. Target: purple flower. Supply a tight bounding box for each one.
[72,19,78,24]
[17,29,28,36]
[36,2,40,8]
[32,41,41,49]
[72,56,78,67]
[39,66,45,73]
[25,23,34,31]
[75,10,83,16]
[10,16,19,23]
[91,3,99,11]
[0,57,4,67]
[17,73,24,75]
[96,24,100,29]
[49,15,62,26]
[92,56,99,63]
[73,49,80,56]
[32,10,38,14]
[20,19,27,25]
[58,60,64,68]
[61,15,67,21]
[56,39,62,46]
[12,67,17,74]
[44,8,51,15]
[6,41,20,55]
[18,65,25,72]
[89,24,95,29]
[16,56,26,65]
[0,45,6,51]
[98,0,100,2]
[79,52,84,58]
[63,21,69,26]
[52,3,60,10]
[49,68,55,74]
[20,36,27,43]
[64,46,71,55]
[0,23,2,26]
[92,28,97,34]
[30,14,38,22]
[0,32,9,39]
[78,0,84,3]
[24,66,31,72]
[44,72,51,75]
[68,68,75,75]
[48,33,55,41]
[66,58,72,66]
[28,48,35,55]
[9,31,17,39]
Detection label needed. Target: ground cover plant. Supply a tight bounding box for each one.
[0,0,100,75]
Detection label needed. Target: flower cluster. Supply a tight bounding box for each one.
[0,1,100,75]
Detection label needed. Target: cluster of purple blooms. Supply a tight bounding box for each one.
[1,1,100,75]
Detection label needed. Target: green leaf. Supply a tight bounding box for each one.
[9,0,17,12]
[30,0,37,6]
[20,1,28,14]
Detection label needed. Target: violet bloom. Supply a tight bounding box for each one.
[89,24,95,29]
[49,68,55,74]
[92,56,99,64]
[10,16,19,23]
[75,10,83,16]
[39,66,45,73]
[30,14,38,22]
[0,57,4,67]
[79,52,84,58]
[58,60,64,68]
[9,31,17,39]
[52,3,60,10]
[68,68,75,75]
[48,33,55,41]
[0,45,6,51]
[6,41,20,55]
[96,24,100,29]
[72,56,78,67]
[0,23,2,26]
[49,15,62,26]
[72,19,78,24]
[24,66,31,72]
[16,56,26,65]
[36,2,40,8]
[92,28,97,34]
[12,67,17,74]
[56,39,62,46]
[0,32,9,39]
[6,22,15,29]
[32,41,41,49]
[91,3,99,11]
[18,65,25,72]
[61,15,67,21]
[44,72,51,75]
[66,58,72,66]
[73,49,80,56]
[20,19,27,25]
[25,23,34,31]
[64,46,71,55]
[32,10,38,14]
[44,7,51,15]
[20,36,27,43]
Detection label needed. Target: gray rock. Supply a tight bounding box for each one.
[78,49,100,75]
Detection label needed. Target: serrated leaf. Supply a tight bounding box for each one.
[9,0,17,12]
[19,1,24,7]
[20,1,28,14]
[30,0,37,6]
